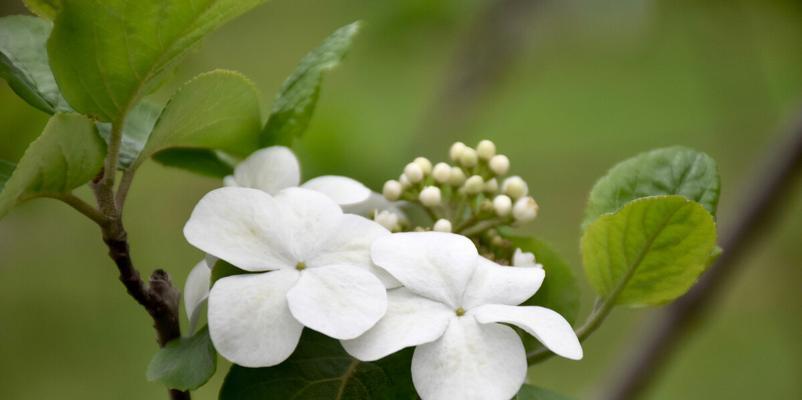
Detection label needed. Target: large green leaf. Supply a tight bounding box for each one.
[152,148,235,178]
[0,160,15,192]
[583,147,720,230]
[146,326,217,391]
[517,385,574,400]
[582,195,717,306]
[261,21,361,147]
[0,113,106,219]
[0,15,68,114]
[220,330,416,400]
[133,70,262,169]
[96,100,163,168]
[503,234,580,325]
[48,0,268,122]
[23,0,62,20]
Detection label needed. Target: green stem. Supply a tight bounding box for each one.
[49,193,108,226]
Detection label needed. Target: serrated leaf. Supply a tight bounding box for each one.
[261,21,361,147]
[220,330,416,400]
[0,15,68,114]
[146,326,217,391]
[96,100,163,168]
[582,195,717,306]
[517,384,575,400]
[152,148,235,178]
[48,0,268,122]
[503,234,580,325]
[0,113,105,219]
[583,147,720,230]
[133,70,262,169]
[23,0,62,20]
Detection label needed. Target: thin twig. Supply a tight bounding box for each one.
[47,193,108,226]
[602,111,802,400]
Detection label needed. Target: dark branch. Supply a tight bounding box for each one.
[603,111,802,400]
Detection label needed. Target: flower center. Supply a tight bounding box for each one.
[295,261,307,271]
[455,307,466,317]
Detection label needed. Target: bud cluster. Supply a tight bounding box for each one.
[381,140,539,239]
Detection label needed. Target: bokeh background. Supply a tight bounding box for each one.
[1,0,801,399]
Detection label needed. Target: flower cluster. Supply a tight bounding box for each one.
[182,143,580,400]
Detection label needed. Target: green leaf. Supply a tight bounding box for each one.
[210,259,250,284]
[517,384,575,400]
[134,70,262,169]
[503,234,580,325]
[220,330,416,400]
[146,326,217,391]
[0,15,68,114]
[96,100,163,168]
[48,0,268,122]
[23,0,62,20]
[581,195,717,306]
[152,149,235,178]
[261,21,361,147]
[0,160,15,192]
[0,113,105,219]
[583,146,720,230]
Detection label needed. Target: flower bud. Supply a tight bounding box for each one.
[489,154,510,176]
[433,219,452,233]
[449,142,467,161]
[493,195,512,217]
[459,147,478,168]
[513,248,542,268]
[463,175,484,195]
[413,157,432,175]
[374,210,400,231]
[484,178,499,193]
[432,162,451,183]
[512,196,539,223]
[383,180,403,201]
[502,176,528,199]
[404,162,424,183]
[399,173,411,188]
[476,139,496,160]
[419,186,442,207]
[448,167,466,186]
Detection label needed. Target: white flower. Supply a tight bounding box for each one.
[343,232,581,400]
[184,187,395,367]
[224,146,371,209]
[513,248,543,269]
[183,255,214,334]
[374,210,400,231]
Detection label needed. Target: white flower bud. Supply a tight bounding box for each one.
[432,162,451,183]
[513,248,543,268]
[419,186,442,207]
[413,157,433,175]
[502,176,528,199]
[382,180,403,201]
[450,142,467,161]
[484,178,499,193]
[463,175,484,195]
[459,147,478,168]
[489,154,510,175]
[399,173,411,188]
[476,139,496,160]
[448,167,466,186]
[493,195,512,217]
[404,162,424,183]
[512,196,539,223]
[433,219,452,233]
[374,210,400,231]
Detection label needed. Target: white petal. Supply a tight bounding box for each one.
[412,316,527,400]
[371,232,478,307]
[301,175,371,207]
[342,288,452,361]
[309,213,398,288]
[231,146,301,194]
[184,259,212,333]
[342,192,407,220]
[208,270,303,367]
[287,265,387,340]
[273,187,345,261]
[183,187,296,271]
[473,304,583,360]
[513,248,540,267]
[462,257,544,309]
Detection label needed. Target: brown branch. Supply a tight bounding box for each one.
[602,111,802,400]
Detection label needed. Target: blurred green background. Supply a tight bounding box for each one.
[1,0,801,399]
